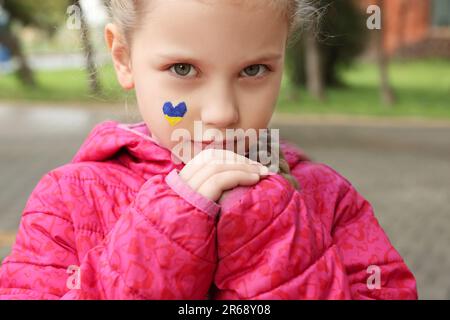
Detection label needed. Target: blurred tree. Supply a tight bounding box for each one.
[375,0,396,106]
[0,0,67,86]
[305,28,325,101]
[1,0,101,95]
[286,0,368,98]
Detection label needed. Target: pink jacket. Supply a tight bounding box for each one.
[0,121,418,300]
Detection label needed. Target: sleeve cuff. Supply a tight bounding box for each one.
[165,168,221,218]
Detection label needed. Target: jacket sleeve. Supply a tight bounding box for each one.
[0,168,218,300]
[290,162,418,300]
[212,174,353,300]
[325,169,418,299]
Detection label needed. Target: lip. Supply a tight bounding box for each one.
[192,139,241,144]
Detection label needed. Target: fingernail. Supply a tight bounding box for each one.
[260,166,269,175]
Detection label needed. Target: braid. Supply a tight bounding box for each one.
[249,129,300,190]
[278,147,300,190]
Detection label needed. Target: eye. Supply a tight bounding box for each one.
[169,63,198,77]
[240,64,269,78]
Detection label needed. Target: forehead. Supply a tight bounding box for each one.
[194,0,289,12]
[134,0,289,63]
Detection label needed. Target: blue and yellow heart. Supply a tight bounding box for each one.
[162,101,187,126]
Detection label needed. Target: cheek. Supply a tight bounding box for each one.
[133,77,193,151]
[239,82,280,128]
[132,80,170,145]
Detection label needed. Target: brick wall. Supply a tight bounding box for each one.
[358,0,432,54]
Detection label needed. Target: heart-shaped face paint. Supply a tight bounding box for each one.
[162,101,187,127]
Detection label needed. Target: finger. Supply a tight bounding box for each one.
[188,162,264,191]
[181,149,262,181]
[198,170,260,201]
[213,149,261,166]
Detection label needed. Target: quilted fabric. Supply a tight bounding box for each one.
[0,121,418,299]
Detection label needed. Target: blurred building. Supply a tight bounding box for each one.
[361,0,450,57]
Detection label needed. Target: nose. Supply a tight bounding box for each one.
[200,80,239,129]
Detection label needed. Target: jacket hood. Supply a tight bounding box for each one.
[71,120,309,180]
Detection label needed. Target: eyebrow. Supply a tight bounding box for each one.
[244,53,283,63]
[156,52,283,67]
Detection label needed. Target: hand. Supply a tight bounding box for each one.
[178,148,269,202]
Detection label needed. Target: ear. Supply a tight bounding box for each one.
[105,23,135,90]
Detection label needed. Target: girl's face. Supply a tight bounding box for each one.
[107,0,289,161]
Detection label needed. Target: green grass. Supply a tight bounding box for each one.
[278,59,450,119]
[0,64,124,104]
[0,59,449,119]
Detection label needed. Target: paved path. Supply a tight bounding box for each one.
[1,103,449,299]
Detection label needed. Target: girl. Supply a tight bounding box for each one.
[0,0,417,299]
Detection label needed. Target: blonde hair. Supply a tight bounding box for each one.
[106,0,316,190]
[106,0,319,45]
[261,129,300,190]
